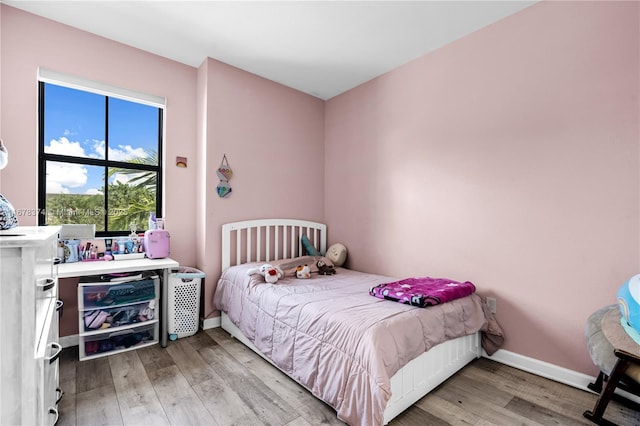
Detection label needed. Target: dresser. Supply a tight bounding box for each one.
[0,226,62,426]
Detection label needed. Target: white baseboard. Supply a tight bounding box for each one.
[483,349,594,390]
[62,322,638,405]
[483,349,640,404]
[201,316,221,330]
[198,319,603,395]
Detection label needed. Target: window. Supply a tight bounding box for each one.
[38,71,164,236]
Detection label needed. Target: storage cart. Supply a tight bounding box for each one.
[167,267,206,340]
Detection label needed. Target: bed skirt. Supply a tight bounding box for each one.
[220,311,481,424]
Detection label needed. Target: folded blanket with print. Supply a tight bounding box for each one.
[369,277,476,307]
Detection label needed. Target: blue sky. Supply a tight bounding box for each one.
[44,83,159,194]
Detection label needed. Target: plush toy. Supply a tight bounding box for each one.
[326,243,348,267]
[316,259,336,275]
[301,234,322,256]
[247,263,284,284]
[295,264,311,279]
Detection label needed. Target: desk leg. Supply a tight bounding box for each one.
[584,358,629,426]
[161,267,169,348]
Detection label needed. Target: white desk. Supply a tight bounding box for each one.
[58,257,179,347]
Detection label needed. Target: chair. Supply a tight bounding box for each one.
[584,305,640,425]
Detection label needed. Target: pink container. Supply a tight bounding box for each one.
[144,229,170,259]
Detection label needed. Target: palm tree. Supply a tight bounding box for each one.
[108,150,158,188]
[107,150,158,231]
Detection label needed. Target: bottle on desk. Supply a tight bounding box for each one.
[148,212,157,230]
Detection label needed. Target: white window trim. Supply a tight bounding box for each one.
[38,68,166,109]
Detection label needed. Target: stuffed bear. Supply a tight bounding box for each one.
[316,259,336,275]
[295,264,311,279]
[247,263,284,284]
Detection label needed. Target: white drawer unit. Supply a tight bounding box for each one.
[0,226,62,426]
[35,297,63,426]
[77,273,160,360]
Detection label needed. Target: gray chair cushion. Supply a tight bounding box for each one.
[585,305,618,376]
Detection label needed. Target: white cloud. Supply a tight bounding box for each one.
[92,140,106,159]
[111,144,148,162]
[45,137,87,157]
[47,136,148,163]
[93,140,148,162]
[46,162,88,194]
[112,173,127,185]
[44,136,150,194]
[46,181,70,194]
[111,171,144,185]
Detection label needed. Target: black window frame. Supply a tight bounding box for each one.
[37,81,164,237]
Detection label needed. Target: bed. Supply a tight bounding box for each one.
[213,219,503,425]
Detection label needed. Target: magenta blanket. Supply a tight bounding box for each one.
[369,277,476,307]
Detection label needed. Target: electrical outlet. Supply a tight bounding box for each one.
[486,297,497,314]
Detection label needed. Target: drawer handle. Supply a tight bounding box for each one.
[47,342,62,364]
[49,406,59,425]
[56,299,64,317]
[53,257,62,265]
[37,278,55,292]
[56,387,64,404]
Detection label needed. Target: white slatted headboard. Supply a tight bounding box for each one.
[221,219,327,270]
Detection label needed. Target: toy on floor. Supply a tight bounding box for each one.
[247,263,284,284]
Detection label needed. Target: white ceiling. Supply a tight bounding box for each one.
[4,1,536,100]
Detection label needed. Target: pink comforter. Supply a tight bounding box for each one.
[213,264,502,426]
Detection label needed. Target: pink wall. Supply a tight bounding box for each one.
[196,58,325,318]
[1,5,199,338]
[0,5,198,267]
[3,1,639,377]
[325,1,639,374]
[0,5,325,334]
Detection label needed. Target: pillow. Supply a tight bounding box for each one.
[270,256,334,277]
[301,234,322,256]
[326,243,347,267]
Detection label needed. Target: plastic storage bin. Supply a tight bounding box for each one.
[81,323,157,359]
[78,272,160,360]
[168,267,206,340]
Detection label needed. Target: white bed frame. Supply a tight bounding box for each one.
[220,219,482,424]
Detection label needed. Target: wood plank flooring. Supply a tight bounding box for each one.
[57,328,640,425]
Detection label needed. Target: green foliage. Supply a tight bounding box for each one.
[46,149,158,234]
[46,181,155,233]
[108,181,156,231]
[46,193,105,230]
[108,150,158,189]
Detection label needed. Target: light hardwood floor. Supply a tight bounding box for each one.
[57,328,640,426]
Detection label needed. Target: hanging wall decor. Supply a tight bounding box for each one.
[216,154,233,198]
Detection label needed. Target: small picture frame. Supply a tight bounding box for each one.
[176,156,187,168]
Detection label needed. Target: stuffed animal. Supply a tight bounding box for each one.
[316,259,336,275]
[295,264,311,279]
[247,263,284,284]
[327,243,348,267]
